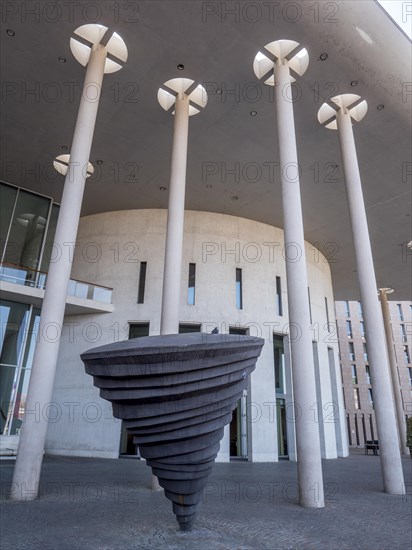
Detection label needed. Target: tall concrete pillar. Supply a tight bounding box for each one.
[157,79,208,334]
[318,94,405,494]
[379,288,409,456]
[11,24,127,501]
[150,78,207,489]
[254,40,324,508]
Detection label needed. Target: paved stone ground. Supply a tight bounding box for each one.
[0,453,411,549]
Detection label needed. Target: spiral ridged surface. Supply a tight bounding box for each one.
[81,333,264,530]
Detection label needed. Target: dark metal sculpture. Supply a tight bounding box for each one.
[81,332,264,530]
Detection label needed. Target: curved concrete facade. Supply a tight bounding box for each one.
[46,209,348,461]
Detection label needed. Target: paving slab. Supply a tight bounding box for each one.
[0,453,411,549]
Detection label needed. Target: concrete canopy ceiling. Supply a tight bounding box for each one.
[1,1,411,299]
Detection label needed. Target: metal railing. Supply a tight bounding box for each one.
[0,262,113,304]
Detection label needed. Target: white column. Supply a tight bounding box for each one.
[160,94,190,335]
[336,107,404,494]
[154,79,207,489]
[274,59,324,508]
[11,43,108,501]
[379,289,409,456]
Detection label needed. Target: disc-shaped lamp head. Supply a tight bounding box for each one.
[70,24,127,73]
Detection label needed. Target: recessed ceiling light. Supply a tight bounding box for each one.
[377,104,384,110]
[61,145,68,151]
[96,159,103,165]
[250,111,257,116]
[159,186,167,191]
[177,64,184,70]
[232,196,239,201]
[58,56,67,63]
[216,89,222,94]
[206,185,213,189]
[350,80,358,87]
[319,53,328,61]
[6,29,15,37]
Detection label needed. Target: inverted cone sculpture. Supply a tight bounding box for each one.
[81,333,264,530]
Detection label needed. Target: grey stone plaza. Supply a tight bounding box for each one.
[1,453,411,549]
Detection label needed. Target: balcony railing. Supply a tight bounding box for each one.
[0,262,112,304]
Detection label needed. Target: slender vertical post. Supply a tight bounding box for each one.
[160,94,190,333]
[254,40,324,508]
[153,78,207,489]
[318,94,405,494]
[11,24,127,501]
[379,288,409,455]
[157,79,207,334]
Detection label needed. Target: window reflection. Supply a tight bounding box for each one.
[3,189,50,284]
[0,300,40,435]
[0,184,18,258]
[274,335,285,394]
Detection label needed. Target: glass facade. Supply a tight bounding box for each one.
[0,182,116,438]
[0,181,58,289]
[0,300,40,435]
[39,204,59,274]
[1,184,54,275]
[0,184,18,254]
[0,182,112,303]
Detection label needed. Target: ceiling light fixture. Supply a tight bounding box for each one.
[177,64,184,70]
[232,196,239,201]
[350,80,358,86]
[159,186,167,191]
[250,110,257,116]
[61,145,68,151]
[377,104,384,110]
[206,184,213,189]
[96,159,103,165]
[216,89,222,94]
[58,56,67,63]
[6,29,15,36]
[319,53,328,61]
[54,154,94,178]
